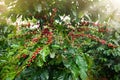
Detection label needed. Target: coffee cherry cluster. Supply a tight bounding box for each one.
[99,39,106,45]
[78,20,107,27]
[27,48,42,67]
[21,22,30,28]
[42,28,53,45]
[23,28,53,48]
[68,32,117,48]
[77,27,90,32]
[32,38,39,43]
[24,38,40,47]
[22,54,28,58]
[79,21,90,26]
[107,43,117,48]
[98,28,109,33]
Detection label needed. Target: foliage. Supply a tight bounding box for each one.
[2,0,101,21]
[0,0,120,80]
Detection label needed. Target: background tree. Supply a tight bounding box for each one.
[0,0,120,80]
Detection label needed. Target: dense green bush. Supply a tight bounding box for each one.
[0,0,120,80]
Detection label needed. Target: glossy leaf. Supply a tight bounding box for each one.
[75,55,88,80]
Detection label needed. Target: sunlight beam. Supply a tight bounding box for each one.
[110,0,120,10]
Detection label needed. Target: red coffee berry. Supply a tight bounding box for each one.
[84,21,89,26]
[68,31,74,36]
[31,55,36,60]
[42,28,50,35]
[99,40,106,45]
[32,38,39,42]
[108,43,117,48]
[28,59,32,63]
[27,64,30,67]
[108,43,113,47]
[37,48,42,50]
[22,54,27,58]
[27,22,30,27]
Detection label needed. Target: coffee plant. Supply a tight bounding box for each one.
[0,0,120,80]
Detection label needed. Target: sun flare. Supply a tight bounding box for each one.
[110,0,120,10]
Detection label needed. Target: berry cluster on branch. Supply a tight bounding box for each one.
[27,48,42,67]
[68,31,117,48]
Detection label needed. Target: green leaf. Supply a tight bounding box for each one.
[83,54,93,69]
[75,55,87,70]
[40,46,50,62]
[51,44,60,49]
[56,72,67,80]
[36,58,44,67]
[97,47,104,51]
[68,47,75,54]
[31,17,37,23]
[75,55,88,80]
[11,44,19,48]
[22,49,28,54]
[4,72,16,80]
[114,64,120,72]
[70,64,80,80]
[40,70,49,80]
[11,15,17,22]
[8,34,14,39]
[8,52,14,56]
[78,12,84,18]
[62,56,80,80]
[62,55,72,68]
